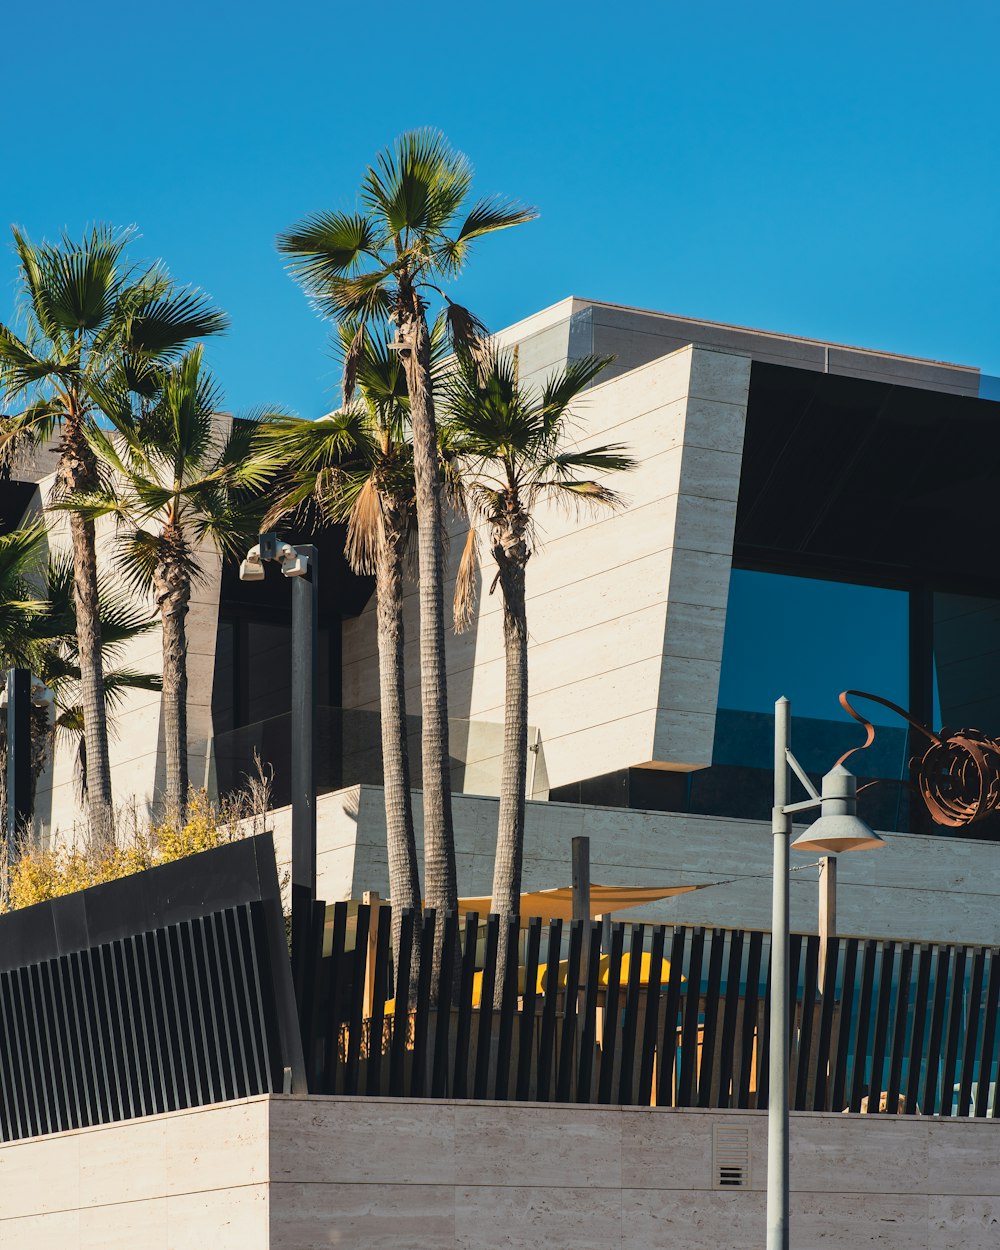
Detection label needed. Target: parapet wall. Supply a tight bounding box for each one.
[2,1095,997,1249]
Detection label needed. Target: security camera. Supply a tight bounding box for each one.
[280,551,309,578]
[239,548,265,582]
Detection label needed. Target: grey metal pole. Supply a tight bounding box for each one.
[768,695,791,1250]
[290,546,318,1001]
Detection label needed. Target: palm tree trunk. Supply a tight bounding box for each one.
[399,288,457,917]
[60,416,114,846]
[377,503,421,999]
[490,532,529,1009]
[154,541,191,822]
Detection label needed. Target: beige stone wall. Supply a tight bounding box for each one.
[341,342,751,792]
[302,784,1000,947]
[3,1095,995,1249]
[0,1099,270,1249]
[270,1097,1000,1250]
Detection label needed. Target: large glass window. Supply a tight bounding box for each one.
[701,570,912,828]
[718,571,909,724]
[933,593,1000,734]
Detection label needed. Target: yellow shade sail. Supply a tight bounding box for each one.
[454,883,703,923]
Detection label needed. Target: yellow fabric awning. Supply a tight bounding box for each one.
[455,882,703,923]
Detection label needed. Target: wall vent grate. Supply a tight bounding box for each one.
[713,1122,751,1190]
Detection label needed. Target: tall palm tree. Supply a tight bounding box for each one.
[64,347,266,820]
[0,226,227,843]
[259,323,425,994]
[443,346,634,1001]
[277,130,536,919]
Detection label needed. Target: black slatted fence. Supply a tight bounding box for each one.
[306,907,1000,1117]
[0,835,302,1143]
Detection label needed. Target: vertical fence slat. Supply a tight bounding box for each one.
[975,949,1000,1118]
[516,918,543,1102]
[618,924,646,1106]
[905,944,933,1115]
[576,921,603,1104]
[939,947,968,1117]
[555,920,583,1104]
[597,923,625,1105]
[717,929,744,1109]
[410,910,436,1098]
[323,902,349,1094]
[536,920,563,1102]
[736,930,763,1110]
[696,929,725,1109]
[473,916,500,1101]
[452,913,480,1100]
[658,928,688,1107]
[867,941,896,1113]
[848,940,878,1113]
[677,927,704,1107]
[493,917,520,1101]
[885,943,914,1114]
[431,912,458,1099]
[830,938,859,1113]
[365,904,392,1097]
[388,909,414,1098]
[637,926,666,1107]
[793,935,820,1111]
[343,904,371,1096]
[812,936,841,1111]
[922,945,952,1116]
[957,946,986,1118]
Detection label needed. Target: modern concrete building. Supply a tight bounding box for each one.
[8,297,1000,941]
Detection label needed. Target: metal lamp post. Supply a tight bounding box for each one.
[239,533,317,998]
[768,696,886,1250]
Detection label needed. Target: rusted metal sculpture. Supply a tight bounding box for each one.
[836,689,1000,827]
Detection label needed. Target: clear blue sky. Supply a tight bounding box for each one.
[2,0,997,419]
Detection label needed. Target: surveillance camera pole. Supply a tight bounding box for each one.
[290,544,318,1005]
[243,533,318,1011]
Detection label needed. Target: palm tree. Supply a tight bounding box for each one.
[259,323,424,994]
[64,346,266,821]
[277,130,536,919]
[0,226,227,843]
[443,345,634,1001]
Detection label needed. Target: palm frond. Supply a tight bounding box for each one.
[362,129,472,239]
[344,475,384,574]
[122,279,229,358]
[278,212,382,292]
[453,524,480,633]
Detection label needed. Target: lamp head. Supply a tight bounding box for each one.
[791,764,886,855]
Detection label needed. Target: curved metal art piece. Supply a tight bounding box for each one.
[835,689,1000,828]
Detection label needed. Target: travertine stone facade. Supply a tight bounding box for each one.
[341,342,752,789]
[2,1096,997,1249]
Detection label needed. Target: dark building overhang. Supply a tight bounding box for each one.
[735,362,1000,596]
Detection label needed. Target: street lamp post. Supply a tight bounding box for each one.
[768,695,886,1250]
[240,533,317,1000]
